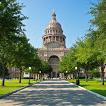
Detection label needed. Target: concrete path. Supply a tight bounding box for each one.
[0,80,106,106]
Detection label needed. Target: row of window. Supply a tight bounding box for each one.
[45,29,62,34]
[43,36,65,42]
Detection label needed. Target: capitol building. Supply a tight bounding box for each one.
[38,11,69,77]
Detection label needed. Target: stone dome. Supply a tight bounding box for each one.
[43,11,66,49]
[47,21,62,29]
[45,11,63,34]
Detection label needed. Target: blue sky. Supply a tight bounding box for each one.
[19,0,98,48]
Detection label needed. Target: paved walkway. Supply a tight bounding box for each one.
[0,80,106,106]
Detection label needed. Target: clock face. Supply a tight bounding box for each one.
[47,42,60,48]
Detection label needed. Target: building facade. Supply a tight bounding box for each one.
[38,12,69,77]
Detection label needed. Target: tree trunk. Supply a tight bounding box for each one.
[1,65,6,87]
[19,70,22,83]
[101,65,105,85]
[76,70,80,85]
[85,69,88,82]
[33,74,35,81]
[2,69,5,86]
[36,73,38,80]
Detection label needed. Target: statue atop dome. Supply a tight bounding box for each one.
[52,10,56,21]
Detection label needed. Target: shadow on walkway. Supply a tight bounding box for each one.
[0,80,106,106]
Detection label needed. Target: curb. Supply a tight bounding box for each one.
[0,81,40,99]
[68,81,106,100]
[78,85,106,101]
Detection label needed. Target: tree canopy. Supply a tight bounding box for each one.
[59,0,106,84]
[0,0,41,86]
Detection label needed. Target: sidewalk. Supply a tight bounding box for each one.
[0,80,106,106]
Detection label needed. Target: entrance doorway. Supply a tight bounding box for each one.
[48,55,59,78]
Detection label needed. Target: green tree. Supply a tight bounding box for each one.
[59,47,77,76]
[0,0,27,38]
[0,0,27,86]
[13,35,39,83]
[75,38,98,81]
[89,0,106,85]
[40,60,52,74]
[0,38,14,86]
[25,48,41,83]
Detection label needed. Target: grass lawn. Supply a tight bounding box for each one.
[68,79,106,97]
[0,79,39,96]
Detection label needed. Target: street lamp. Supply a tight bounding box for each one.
[29,67,31,70]
[39,71,41,74]
[28,67,31,84]
[75,66,80,85]
[65,71,68,79]
[75,67,77,70]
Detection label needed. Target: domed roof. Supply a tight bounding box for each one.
[46,11,62,30]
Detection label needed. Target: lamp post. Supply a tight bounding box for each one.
[101,64,105,85]
[39,71,41,80]
[28,67,31,84]
[75,66,80,85]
